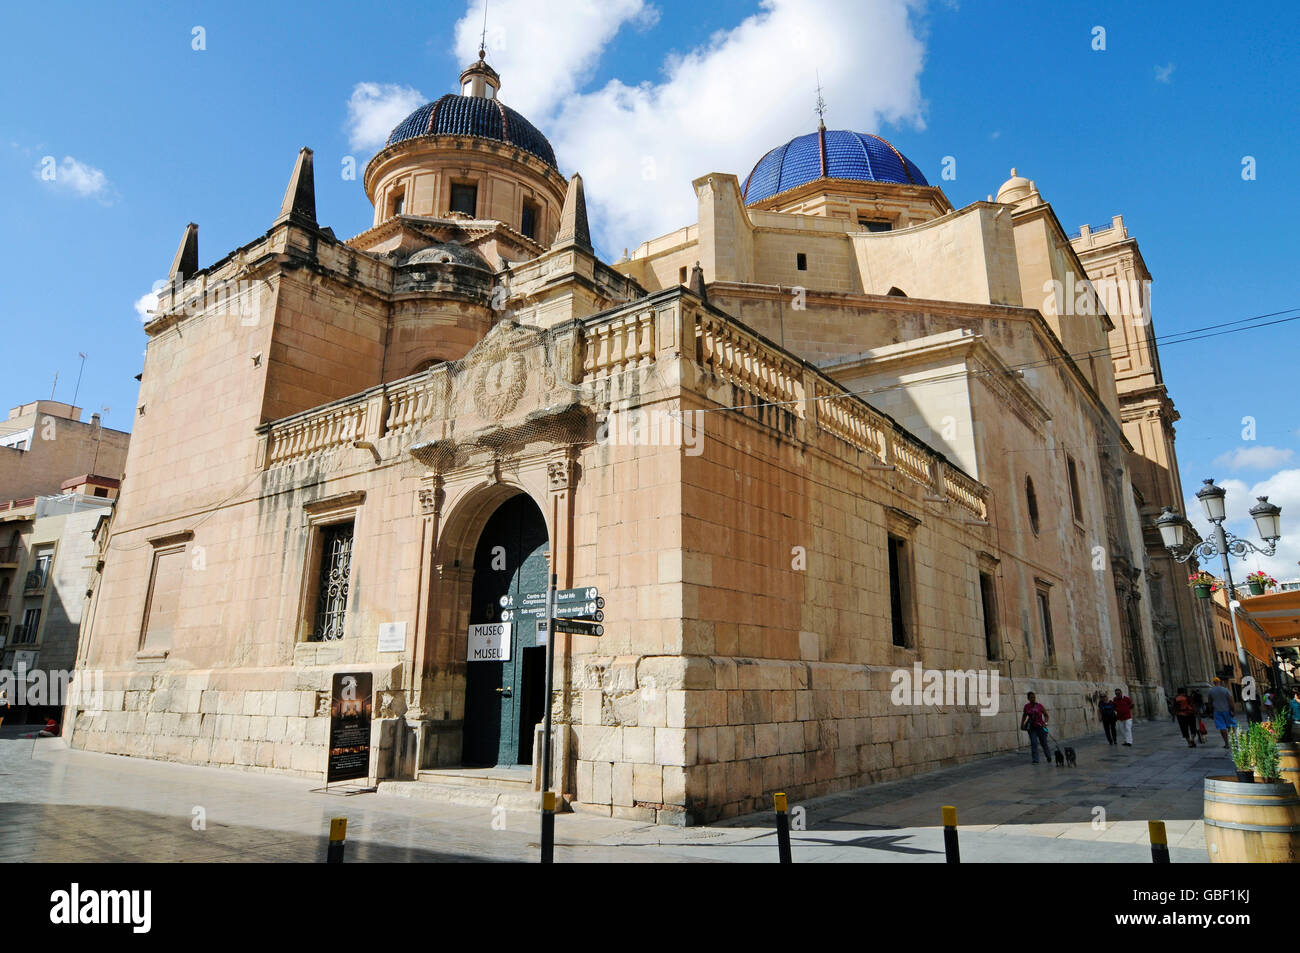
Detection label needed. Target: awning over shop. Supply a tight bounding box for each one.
[1237,589,1300,651]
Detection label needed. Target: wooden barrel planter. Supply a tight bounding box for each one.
[1204,775,1300,862]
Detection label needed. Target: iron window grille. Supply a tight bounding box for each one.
[312,522,354,641]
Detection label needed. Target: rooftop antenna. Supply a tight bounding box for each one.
[815,71,827,130]
[71,352,88,411]
[49,371,58,400]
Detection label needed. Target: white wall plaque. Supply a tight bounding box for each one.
[377,622,407,653]
[467,622,512,662]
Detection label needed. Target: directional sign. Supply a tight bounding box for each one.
[499,605,547,622]
[500,591,547,609]
[553,618,604,636]
[555,588,602,606]
[554,602,604,621]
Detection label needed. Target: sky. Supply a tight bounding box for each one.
[1,0,1297,577]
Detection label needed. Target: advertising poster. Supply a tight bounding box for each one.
[326,671,372,783]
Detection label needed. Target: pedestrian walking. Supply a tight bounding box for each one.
[1290,689,1300,726]
[1021,691,1052,764]
[0,685,8,728]
[1173,688,1198,748]
[1113,688,1135,746]
[1098,693,1118,744]
[1191,689,1208,743]
[1208,676,1236,748]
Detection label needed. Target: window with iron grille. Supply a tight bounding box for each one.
[312,522,354,641]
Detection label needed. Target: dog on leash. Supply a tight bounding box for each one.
[1054,749,1065,766]
[1064,747,1077,767]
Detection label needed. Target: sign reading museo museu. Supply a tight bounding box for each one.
[326,671,372,784]
[467,622,512,661]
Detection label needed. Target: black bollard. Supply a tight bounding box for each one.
[942,805,960,863]
[326,817,346,863]
[1148,820,1170,863]
[774,792,792,863]
[540,791,555,864]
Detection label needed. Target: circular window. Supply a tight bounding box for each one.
[1025,476,1040,536]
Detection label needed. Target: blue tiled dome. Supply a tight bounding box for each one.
[741,129,928,204]
[386,94,557,169]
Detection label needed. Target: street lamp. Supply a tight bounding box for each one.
[1157,479,1284,720]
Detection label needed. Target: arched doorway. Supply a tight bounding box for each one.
[461,493,549,767]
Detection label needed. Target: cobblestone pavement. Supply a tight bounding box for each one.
[0,719,1228,862]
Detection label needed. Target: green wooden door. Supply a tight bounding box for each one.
[463,494,549,767]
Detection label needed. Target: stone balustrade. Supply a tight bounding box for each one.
[259,294,989,521]
[264,401,367,466]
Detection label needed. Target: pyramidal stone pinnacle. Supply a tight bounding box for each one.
[168,222,199,283]
[277,147,316,226]
[553,172,591,250]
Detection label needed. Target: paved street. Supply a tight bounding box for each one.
[0,719,1228,862]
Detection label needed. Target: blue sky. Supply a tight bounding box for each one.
[2,0,1297,574]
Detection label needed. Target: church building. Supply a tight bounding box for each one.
[68,49,1203,823]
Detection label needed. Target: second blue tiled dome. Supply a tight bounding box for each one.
[741,129,927,204]
[386,94,557,169]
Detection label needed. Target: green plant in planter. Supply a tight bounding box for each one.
[1254,723,1282,782]
[1270,705,1292,744]
[1228,726,1254,773]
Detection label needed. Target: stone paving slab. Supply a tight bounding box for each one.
[0,720,1227,862]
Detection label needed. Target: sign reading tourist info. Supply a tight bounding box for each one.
[326,671,373,784]
[500,588,605,638]
[467,622,512,661]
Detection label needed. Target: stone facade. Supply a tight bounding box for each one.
[70,54,1194,822]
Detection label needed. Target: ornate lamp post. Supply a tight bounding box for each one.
[1155,480,1283,720]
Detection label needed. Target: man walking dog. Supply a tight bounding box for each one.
[1021,691,1052,764]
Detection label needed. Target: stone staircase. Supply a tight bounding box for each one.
[376,765,542,813]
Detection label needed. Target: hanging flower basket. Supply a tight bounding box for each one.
[1188,571,1216,599]
[1246,571,1277,596]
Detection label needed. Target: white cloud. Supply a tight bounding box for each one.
[35,155,113,202]
[1185,470,1300,584]
[1213,445,1295,471]
[453,0,928,255]
[453,0,658,119]
[346,82,427,151]
[1155,63,1175,84]
[133,289,158,323]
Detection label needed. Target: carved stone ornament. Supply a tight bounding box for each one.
[472,350,528,420]
[547,459,573,491]
[417,481,444,517]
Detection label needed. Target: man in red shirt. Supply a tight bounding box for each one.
[1113,688,1134,746]
[1021,691,1052,764]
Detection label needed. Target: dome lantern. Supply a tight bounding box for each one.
[459,49,500,100]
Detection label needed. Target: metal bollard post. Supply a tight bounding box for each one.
[1148,820,1170,863]
[942,805,960,863]
[774,792,792,863]
[326,817,346,863]
[540,791,556,864]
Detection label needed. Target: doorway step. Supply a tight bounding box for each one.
[376,765,541,813]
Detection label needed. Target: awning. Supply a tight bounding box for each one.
[1237,589,1300,651]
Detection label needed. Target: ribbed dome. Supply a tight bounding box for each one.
[741,129,928,204]
[386,94,557,169]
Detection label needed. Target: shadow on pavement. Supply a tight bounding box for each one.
[0,802,500,863]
